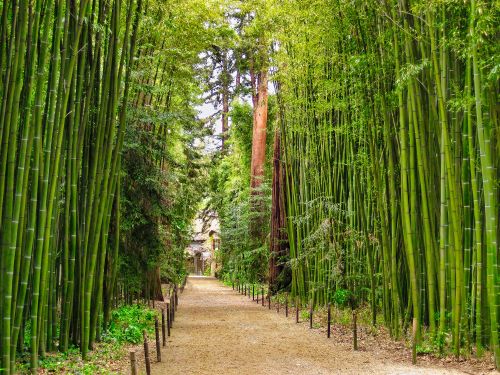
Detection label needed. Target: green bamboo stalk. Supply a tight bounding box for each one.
[470,0,499,367]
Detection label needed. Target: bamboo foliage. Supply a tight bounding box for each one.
[274,0,499,367]
[0,0,142,372]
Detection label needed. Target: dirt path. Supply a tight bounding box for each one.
[148,276,477,375]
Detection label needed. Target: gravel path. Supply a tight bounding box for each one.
[149,276,470,375]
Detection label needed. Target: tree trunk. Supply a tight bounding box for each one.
[250,69,268,191]
[269,128,289,293]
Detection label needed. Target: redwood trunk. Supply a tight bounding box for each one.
[269,128,288,292]
[250,69,268,190]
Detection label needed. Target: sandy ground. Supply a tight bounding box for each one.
[133,276,497,375]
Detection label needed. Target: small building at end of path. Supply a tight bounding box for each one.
[185,212,220,276]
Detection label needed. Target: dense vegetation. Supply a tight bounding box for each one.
[0,0,498,373]
[0,0,212,372]
[209,0,500,368]
[275,0,499,366]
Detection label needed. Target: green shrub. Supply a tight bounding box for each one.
[333,289,352,308]
[103,305,158,344]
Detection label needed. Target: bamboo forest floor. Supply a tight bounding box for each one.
[122,276,493,375]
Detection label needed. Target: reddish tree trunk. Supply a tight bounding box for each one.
[150,266,164,301]
[250,69,268,190]
[269,128,288,292]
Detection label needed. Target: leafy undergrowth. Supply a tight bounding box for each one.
[103,304,158,344]
[17,304,158,374]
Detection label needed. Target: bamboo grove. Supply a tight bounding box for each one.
[0,0,143,372]
[272,0,499,367]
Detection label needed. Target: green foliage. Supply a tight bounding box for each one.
[416,344,434,355]
[332,289,352,308]
[103,305,158,345]
[229,102,254,171]
[120,0,213,295]
[434,332,447,354]
[208,95,277,283]
[271,0,500,366]
[17,342,123,374]
[300,310,310,321]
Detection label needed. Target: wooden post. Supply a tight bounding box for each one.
[277,299,280,314]
[155,317,162,362]
[167,304,171,336]
[143,330,151,375]
[261,288,264,306]
[169,301,173,328]
[268,294,271,310]
[296,299,299,323]
[285,295,288,317]
[327,303,331,338]
[181,276,186,292]
[175,286,178,310]
[353,311,358,350]
[256,290,259,304]
[172,289,175,312]
[412,317,417,364]
[252,285,255,300]
[161,309,166,346]
[309,302,313,329]
[232,281,234,290]
[130,351,138,375]
[170,295,175,323]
